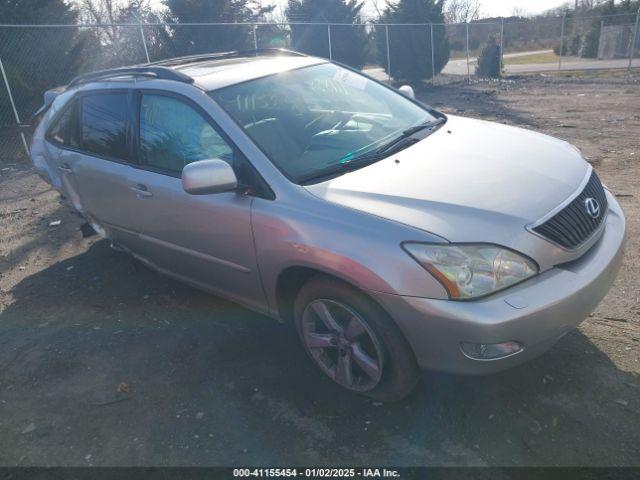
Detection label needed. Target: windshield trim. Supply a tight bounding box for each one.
[208,62,445,185]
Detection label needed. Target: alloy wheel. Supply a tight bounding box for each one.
[301,299,384,392]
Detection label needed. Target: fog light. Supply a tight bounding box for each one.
[461,341,523,360]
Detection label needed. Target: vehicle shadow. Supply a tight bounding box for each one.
[1,240,638,467]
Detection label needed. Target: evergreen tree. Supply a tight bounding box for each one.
[376,0,450,83]
[286,0,369,69]
[164,0,273,56]
[580,0,640,58]
[476,35,502,78]
[0,0,89,114]
[0,0,90,157]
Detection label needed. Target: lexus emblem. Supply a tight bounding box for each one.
[584,197,600,219]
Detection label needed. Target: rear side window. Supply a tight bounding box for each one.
[46,100,79,148]
[81,93,129,160]
[139,94,233,174]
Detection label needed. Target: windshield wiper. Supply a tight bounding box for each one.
[298,154,385,184]
[337,117,446,164]
[298,117,446,185]
[376,117,446,155]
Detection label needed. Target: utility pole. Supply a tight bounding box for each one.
[629,7,640,73]
[133,13,150,64]
[253,24,258,55]
[430,23,435,84]
[0,56,29,156]
[385,25,391,81]
[499,18,505,73]
[559,12,567,72]
[466,22,471,82]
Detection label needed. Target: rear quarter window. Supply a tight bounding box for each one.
[45,100,79,148]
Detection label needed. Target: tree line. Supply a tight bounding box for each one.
[0,0,452,127]
[1,0,638,132]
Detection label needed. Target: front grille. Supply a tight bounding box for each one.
[532,170,608,249]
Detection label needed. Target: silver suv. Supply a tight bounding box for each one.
[30,50,626,401]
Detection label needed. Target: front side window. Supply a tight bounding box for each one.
[139,94,233,174]
[81,93,129,160]
[46,100,79,148]
[209,63,437,183]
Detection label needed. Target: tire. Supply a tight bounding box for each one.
[293,274,420,402]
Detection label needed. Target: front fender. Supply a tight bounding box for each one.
[250,193,450,315]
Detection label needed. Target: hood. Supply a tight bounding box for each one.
[304,115,589,249]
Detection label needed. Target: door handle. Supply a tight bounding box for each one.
[58,164,73,173]
[130,184,153,198]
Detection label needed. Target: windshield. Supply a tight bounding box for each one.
[208,63,437,183]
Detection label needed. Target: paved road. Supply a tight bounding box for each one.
[504,57,640,74]
[444,49,553,76]
[364,49,640,80]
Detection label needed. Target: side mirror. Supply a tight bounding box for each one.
[181,159,237,195]
[398,85,415,99]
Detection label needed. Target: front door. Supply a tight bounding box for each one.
[119,91,265,311]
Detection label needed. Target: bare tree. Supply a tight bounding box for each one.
[370,0,384,19]
[511,7,531,18]
[77,0,152,44]
[75,0,170,66]
[444,0,481,24]
[77,0,157,25]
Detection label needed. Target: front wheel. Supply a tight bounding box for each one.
[294,275,419,402]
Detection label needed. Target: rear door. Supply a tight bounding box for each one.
[69,90,141,246]
[43,98,84,210]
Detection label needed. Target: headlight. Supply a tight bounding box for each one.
[403,243,538,300]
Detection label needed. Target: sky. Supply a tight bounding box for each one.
[466,0,569,17]
[145,1,573,20]
[268,0,571,20]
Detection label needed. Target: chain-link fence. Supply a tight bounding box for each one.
[1,10,640,161]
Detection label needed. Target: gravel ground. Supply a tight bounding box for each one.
[0,73,639,467]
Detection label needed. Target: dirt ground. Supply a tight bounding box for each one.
[0,73,639,467]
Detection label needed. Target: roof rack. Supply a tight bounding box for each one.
[148,48,307,68]
[67,66,194,88]
[66,49,307,89]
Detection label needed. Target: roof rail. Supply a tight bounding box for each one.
[148,48,307,67]
[66,49,306,89]
[67,66,194,88]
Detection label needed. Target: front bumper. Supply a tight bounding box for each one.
[372,195,626,374]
